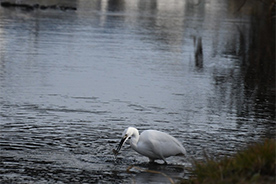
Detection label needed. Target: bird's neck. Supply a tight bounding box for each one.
[130,133,139,150]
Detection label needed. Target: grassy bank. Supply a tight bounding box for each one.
[181,139,275,184]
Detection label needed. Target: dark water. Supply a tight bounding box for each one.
[0,0,275,183]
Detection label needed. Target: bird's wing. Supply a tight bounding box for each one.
[136,136,157,158]
[140,130,186,158]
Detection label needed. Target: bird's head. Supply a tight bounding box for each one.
[113,127,138,156]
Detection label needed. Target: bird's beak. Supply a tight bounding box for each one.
[113,135,128,156]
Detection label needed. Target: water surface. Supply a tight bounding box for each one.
[0,0,275,183]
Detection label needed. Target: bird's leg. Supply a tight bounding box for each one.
[161,156,167,165]
[149,158,155,163]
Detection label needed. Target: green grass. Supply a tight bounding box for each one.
[181,139,276,184]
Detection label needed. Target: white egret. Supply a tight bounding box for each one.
[113,127,186,164]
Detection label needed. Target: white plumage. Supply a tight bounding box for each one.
[113,127,186,164]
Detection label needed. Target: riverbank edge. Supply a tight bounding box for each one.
[180,139,276,184]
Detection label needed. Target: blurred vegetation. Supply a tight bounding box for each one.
[180,139,276,184]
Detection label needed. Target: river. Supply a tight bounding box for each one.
[0,0,275,183]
